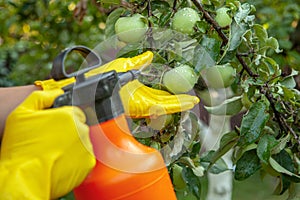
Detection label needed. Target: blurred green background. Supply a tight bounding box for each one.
[0,0,107,86]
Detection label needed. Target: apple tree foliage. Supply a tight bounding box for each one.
[96,0,300,198]
[0,0,300,199]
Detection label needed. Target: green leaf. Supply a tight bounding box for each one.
[150,0,171,11]
[105,8,126,38]
[201,151,229,174]
[204,95,243,116]
[253,24,268,43]
[220,131,239,149]
[234,3,253,24]
[253,24,282,54]
[178,157,204,177]
[195,20,209,33]
[182,167,201,199]
[193,45,216,73]
[228,20,248,51]
[257,134,279,164]
[273,175,291,195]
[238,100,270,146]
[172,164,187,191]
[263,56,281,77]
[158,10,172,27]
[266,37,282,53]
[282,87,295,100]
[218,49,236,64]
[178,39,198,63]
[162,111,201,165]
[201,131,238,173]
[219,19,248,63]
[207,159,228,174]
[152,29,174,48]
[234,149,261,181]
[281,76,297,89]
[225,3,253,54]
[233,143,257,164]
[270,150,300,181]
[116,43,144,58]
[178,156,198,169]
[271,134,291,155]
[200,36,222,62]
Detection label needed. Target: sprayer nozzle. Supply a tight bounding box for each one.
[118,70,141,86]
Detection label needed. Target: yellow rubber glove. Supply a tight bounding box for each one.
[120,80,200,118]
[0,89,95,200]
[35,51,200,118]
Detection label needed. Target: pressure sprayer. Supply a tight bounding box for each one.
[51,46,177,200]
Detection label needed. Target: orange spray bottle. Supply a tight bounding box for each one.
[51,46,177,200]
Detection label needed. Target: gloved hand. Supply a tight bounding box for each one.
[120,80,199,118]
[0,89,95,200]
[35,51,200,118]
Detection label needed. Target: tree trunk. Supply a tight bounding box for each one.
[200,89,233,200]
[206,115,233,200]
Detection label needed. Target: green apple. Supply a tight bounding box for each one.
[171,7,200,35]
[215,7,232,27]
[205,64,236,89]
[163,65,198,94]
[114,14,148,43]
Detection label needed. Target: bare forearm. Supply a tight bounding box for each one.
[0,85,41,139]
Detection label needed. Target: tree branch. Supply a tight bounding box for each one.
[146,0,155,49]
[172,0,177,12]
[236,53,258,77]
[191,0,228,44]
[91,0,134,15]
[261,87,300,145]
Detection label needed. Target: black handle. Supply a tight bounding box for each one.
[50,46,101,81]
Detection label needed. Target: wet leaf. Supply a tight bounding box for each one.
[206,131,238,169]
[235,149,261,180]
[271,134,291,155]
[182,167,201,199]
[238,100,270,146]
[257,134,279,164]
[201,151,229,174]
[193,44,216,73]
[270,150,300,180]
[200,36,222,62]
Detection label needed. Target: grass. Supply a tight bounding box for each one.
[232,172,288,200]
[60,171,290,200]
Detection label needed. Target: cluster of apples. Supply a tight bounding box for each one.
[114,6,235,95]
